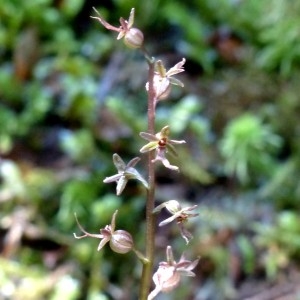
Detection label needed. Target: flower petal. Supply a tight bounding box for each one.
[182,204,198,213]
[177,258,200,276]
[91,7,121,32]
[166,245,175,264]
[74,213,103,239]
[126,156,141,168]
[153,148,179,171]
[128,8,135,28]
[125,168,149,189]
[155,60,167,77]
[103,173,122,183]
[140,141,159,153]
[159,125,170,138]
[113,153,126,171]
[97,237,110,251]
[117,31,126,40]
[125,167,141,178]
[161,158,179,172]
[153,202,168,214]
[168,139,186,145]
[169,77,184,87]
[110,210,118,232]
[186,258,200,273]
[164,200,182,214]
[116,176,128,195]
[134,172,149,189]
[159,215,178,226]
[140,132,159,142]
[147,286,162,300]
[166,58,186,76]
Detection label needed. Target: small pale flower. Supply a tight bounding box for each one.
[153,200,198,244]
[103,153,148,196]
[91,7,144,48]
[146,58,186,100]
[148,245,199,300]
[139,126,186,171]
[73,210,133,254]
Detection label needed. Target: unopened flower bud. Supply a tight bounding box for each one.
[124,28,144,48]
[110,230,134,254]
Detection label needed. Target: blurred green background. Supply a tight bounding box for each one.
[1,0,300,299]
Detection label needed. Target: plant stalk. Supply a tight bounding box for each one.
[139,54,156,300]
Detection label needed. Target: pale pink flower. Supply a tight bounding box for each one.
[148,246,199,300]
[153,200,198,244]
[146,59,186,100]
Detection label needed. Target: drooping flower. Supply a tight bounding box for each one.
[73,210,133,254]
[153,200,198,244]
[139,126,186,171]
[91,7,144,48]
[148,245,199,300]
[103,153,148,196]
[146,58,186,101]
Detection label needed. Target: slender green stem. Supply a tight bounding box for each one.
[139,52,156,300]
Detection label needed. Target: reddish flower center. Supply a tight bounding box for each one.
[158,137,167,147]
[176,215,188,224]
